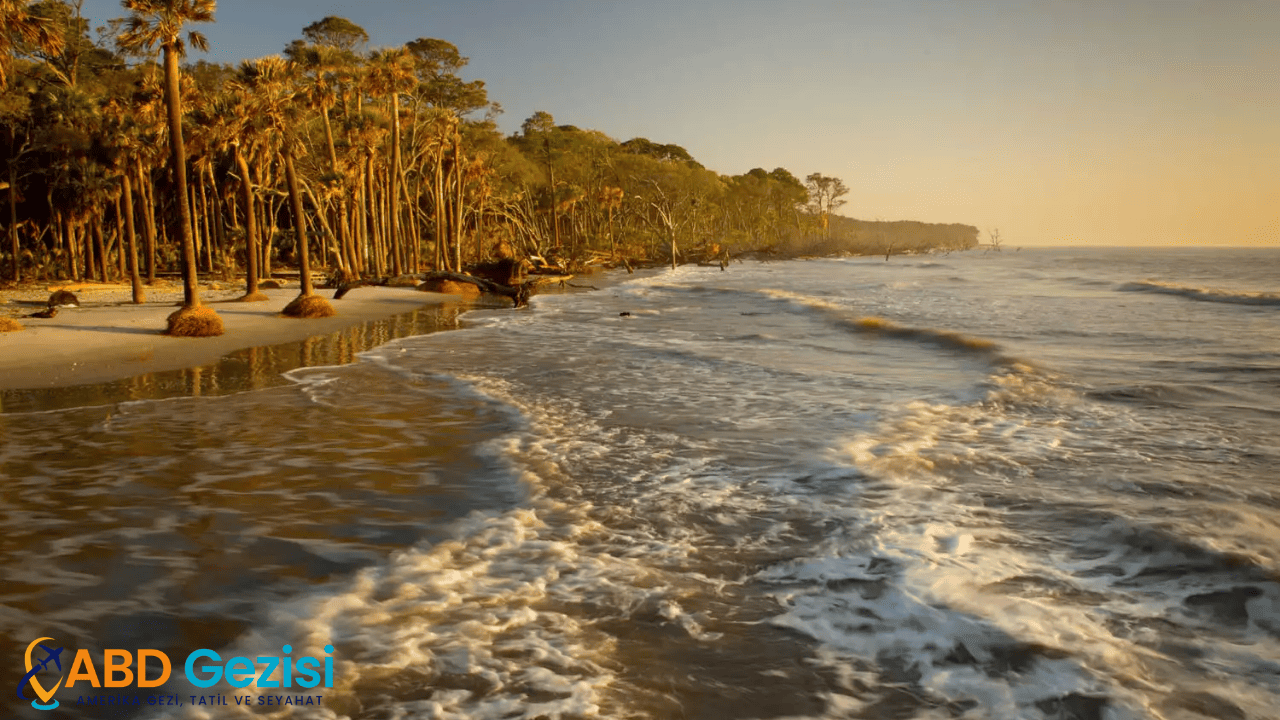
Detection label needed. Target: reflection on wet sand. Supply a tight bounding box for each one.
[0,297,527,719]
[0,300,485,414]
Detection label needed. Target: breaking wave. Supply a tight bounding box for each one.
[759,288,1032,370]
[1118,280,1280,306]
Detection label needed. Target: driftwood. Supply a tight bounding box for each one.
[331,271,546,308]
[418,271,533,307]
[331,276,389,299]
[527,273,574,285]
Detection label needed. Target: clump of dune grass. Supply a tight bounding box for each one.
[165,306,225,337]
[281,294,336,318]
[236,291,271,302]
[48,289,79,307]
[0,317,24,333]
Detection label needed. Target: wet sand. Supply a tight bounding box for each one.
[0,270,613,413]
[0,284,469,390]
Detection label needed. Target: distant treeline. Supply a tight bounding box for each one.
[1,5,978,292]
[804,217,980,257]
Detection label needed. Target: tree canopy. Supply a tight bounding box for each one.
[0,3,979,293]
[301,15,368,51]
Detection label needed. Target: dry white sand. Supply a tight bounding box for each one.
[0,281,465,390]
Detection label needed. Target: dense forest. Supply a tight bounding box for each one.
[1,2,979,333]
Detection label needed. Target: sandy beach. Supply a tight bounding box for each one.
[0,281,467,392]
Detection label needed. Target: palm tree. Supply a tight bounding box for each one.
[296,44,356,278]
[190,87,266,301]
[117,0,222,336]
[220,85,268,301]
[366,47,414,276]
[235,56,333,318]
[3,1,63,282]
[349,110,387,276]
[101,99,146,303]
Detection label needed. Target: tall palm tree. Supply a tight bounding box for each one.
[3,1,62,282]
[349,110,387,276]
[366,47,414,276]
[101,99,147,303]
[217,85,268,301]
[117,0,222,336]
[296,44,356,277]
[235,56,333,318]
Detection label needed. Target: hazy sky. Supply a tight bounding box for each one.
[77,0,1279,247]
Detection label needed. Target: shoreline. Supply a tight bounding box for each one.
[0,282,500,413]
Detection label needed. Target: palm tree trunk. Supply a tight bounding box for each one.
[212,170,228,278]
[381,165,393,271]
[397,164,418,272]
[474,194,485,265]
[198,172,213,272]
[452,133,464,273]
[162,41,201,308]
[350,187,365,275]
[7,164,18,282]
[189,182,203,272]
[121,171,144,303]
[233,144,260,295]
[136,158,156,284]
[433,143,445,271]
[282,151,314,296]
[260,161,278,279]
[362,155,377,276]
[92,212,107,282]
[387,92,403,276]
[76,218,89,281]
[301,181,343,273]
[320,106,355,275]
[57,212,74,279]
[112,193,126,280]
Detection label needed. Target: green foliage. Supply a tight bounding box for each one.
[620,137,701,167]
[20,0,120,83]
[520,110,555,138]
[117,0,216,58]
[185,58,231,92]
[405,38,489,117]
[301,16,368,51]
[1,12,982,286]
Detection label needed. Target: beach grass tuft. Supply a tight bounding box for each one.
[237,291,271,302]
[282,294,337,318]
[165,306,225,337]
[0,316,24,333]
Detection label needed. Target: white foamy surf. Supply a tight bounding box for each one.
[3,248,1278,720]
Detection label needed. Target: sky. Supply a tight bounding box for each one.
[76,0,1279,247]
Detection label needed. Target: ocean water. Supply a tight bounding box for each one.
[2,247,1278,720]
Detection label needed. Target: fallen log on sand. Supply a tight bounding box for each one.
[330,271,555,308]
[417,271,564,307]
